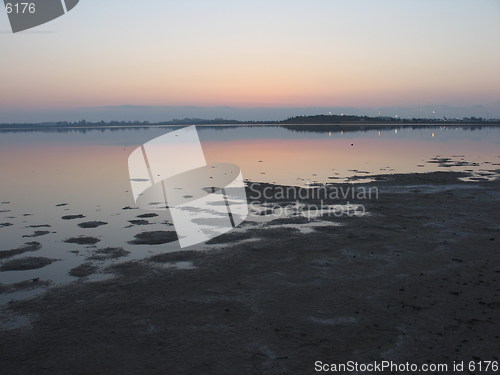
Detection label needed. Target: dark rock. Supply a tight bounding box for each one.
[128,231,177,245]
[136,213,159,219]
[128,220,150,226]
[61,214,86,220]
[22,231,50,238]
[0,257,58,271]
[0,242,42,259]
[78,221,108,229]
[64,236,101,245]
[87,247,130,260]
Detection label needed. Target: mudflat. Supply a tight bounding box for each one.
[0,172,499,374]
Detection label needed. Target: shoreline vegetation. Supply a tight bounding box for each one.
[1,114,499,131]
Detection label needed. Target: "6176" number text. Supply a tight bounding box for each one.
[5,3,36,14]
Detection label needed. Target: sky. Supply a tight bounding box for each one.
[0,0,499,122]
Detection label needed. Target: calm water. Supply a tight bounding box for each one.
[0,124,499,304]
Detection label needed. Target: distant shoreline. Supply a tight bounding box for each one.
[1,122,500,132]
[1,114,499,131]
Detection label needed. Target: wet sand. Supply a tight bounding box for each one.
[0,242,42,260]
[0,172,499,374]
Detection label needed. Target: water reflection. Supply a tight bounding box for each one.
[0,124,499,303]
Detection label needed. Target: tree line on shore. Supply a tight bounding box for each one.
[0,114,498,129]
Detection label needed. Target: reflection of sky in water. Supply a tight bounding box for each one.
[0,126,496,197]
[200,126,500,185]
[0,125,498,208]
[0,125,499,303]
[0,124,499,210]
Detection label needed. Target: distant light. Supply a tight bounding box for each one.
[378,131,381,136]
[395,129,398,134]
[432,133,435,137]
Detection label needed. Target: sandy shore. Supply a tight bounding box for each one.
[0,172,499,374]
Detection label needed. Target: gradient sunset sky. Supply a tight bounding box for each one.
[1,0,499,122]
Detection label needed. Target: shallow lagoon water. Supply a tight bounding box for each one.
[0,124,499,303]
